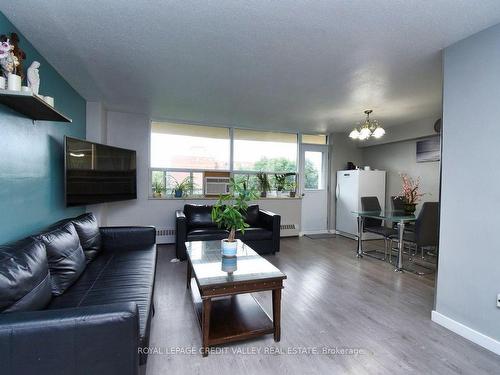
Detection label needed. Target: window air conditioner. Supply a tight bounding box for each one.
[204,177,231,195]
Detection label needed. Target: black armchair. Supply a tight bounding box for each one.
[176,204,281,260]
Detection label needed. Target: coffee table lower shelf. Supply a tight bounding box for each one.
[189,278,274,347]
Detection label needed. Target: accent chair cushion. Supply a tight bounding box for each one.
[184,204,217,229]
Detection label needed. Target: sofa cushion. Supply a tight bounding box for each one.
[236,227,273,241]
[243,205,260,226]
[0,237,52,313]
[184,204,217,229]
[37,222,86,296]
[187,228,229,241]
[71,213,101,262]
[47,245,157,352]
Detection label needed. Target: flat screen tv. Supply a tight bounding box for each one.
[65,136,137,206]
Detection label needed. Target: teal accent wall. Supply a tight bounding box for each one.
[0,12,86,244]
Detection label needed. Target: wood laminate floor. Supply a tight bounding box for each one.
[144,236,500,375]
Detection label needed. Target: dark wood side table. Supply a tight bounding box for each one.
[185,240,286,356]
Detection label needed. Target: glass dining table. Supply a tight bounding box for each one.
[352,210,416,272]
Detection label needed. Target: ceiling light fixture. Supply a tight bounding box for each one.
[349,110,385,140]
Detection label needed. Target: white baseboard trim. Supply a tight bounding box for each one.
[431,310,500,355]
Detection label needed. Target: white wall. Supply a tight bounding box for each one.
[85,107,302,243]
[362,138,441,211]
[434,23,500,354]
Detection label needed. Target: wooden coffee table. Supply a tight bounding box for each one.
[185,240,286,356]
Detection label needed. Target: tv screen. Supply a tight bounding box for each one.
[65,136,137,206]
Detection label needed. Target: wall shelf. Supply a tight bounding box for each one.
[0,89,72,123]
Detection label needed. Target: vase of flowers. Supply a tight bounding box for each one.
[0,34,25,91]
[400,173,424,214]
[211,178,258,256]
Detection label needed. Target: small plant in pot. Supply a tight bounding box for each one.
[168,176,195,198]
[152,180,165,198]
[274,173,295,197]
[274,174,286,197]
[211,178,258,256]
[256,172,270,198]
[287,179,297,197]
[400,173,425,214]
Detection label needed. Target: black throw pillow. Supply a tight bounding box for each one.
[0,237,52,312]
[37,222,86,296]
[72,213,102,262]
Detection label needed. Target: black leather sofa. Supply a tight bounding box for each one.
[0,213,157,375]
[176,204,280,260]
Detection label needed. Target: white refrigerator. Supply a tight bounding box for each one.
[335,170,386,239]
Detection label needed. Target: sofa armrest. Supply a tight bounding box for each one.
[175,210,188,260]
[258,210,281,253]
[0,302,139,375]
[100,226,156,251]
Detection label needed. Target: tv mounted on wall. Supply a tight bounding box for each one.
[65,136,137,206]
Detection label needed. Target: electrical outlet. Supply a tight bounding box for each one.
[497,294,500,308]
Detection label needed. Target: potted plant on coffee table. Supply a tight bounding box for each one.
[256,172,270,198]
[168,175,196,198]
[211,178,258,256]
[400,173,425,214]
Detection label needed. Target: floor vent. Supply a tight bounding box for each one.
[156,228,175,236]
[281,224,297,230]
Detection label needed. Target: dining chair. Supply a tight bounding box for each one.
[389,202,439,274]
[360,196,397,260]
[391,195,415,232]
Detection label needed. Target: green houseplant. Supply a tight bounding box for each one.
[256,172,270,198]
[211,178,258,256]
[152,180,165,198]
[168,176,196,198]
[287,179,297,197]
[274,173,295,197]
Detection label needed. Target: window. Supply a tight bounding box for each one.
[304,151,324,189]
[302,134,328,145]
[151,122,230,170]
[233,129,297,172]
[152,170,203,196]
[149,122,305,198]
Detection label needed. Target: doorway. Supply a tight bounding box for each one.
[300,144,329,234]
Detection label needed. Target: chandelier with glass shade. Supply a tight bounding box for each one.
[349,110,385,140]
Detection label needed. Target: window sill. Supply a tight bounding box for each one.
[148,196,302,201]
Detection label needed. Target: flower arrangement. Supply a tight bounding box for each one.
[0,33,25,79]
[400,173,425,205]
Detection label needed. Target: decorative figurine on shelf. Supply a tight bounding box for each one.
[27,61,40,95]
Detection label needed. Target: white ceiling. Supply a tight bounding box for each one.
[2,1,500,132]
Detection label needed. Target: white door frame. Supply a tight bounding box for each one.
[299,143,329,235]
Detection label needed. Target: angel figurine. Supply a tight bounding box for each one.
[27,61,40,95]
